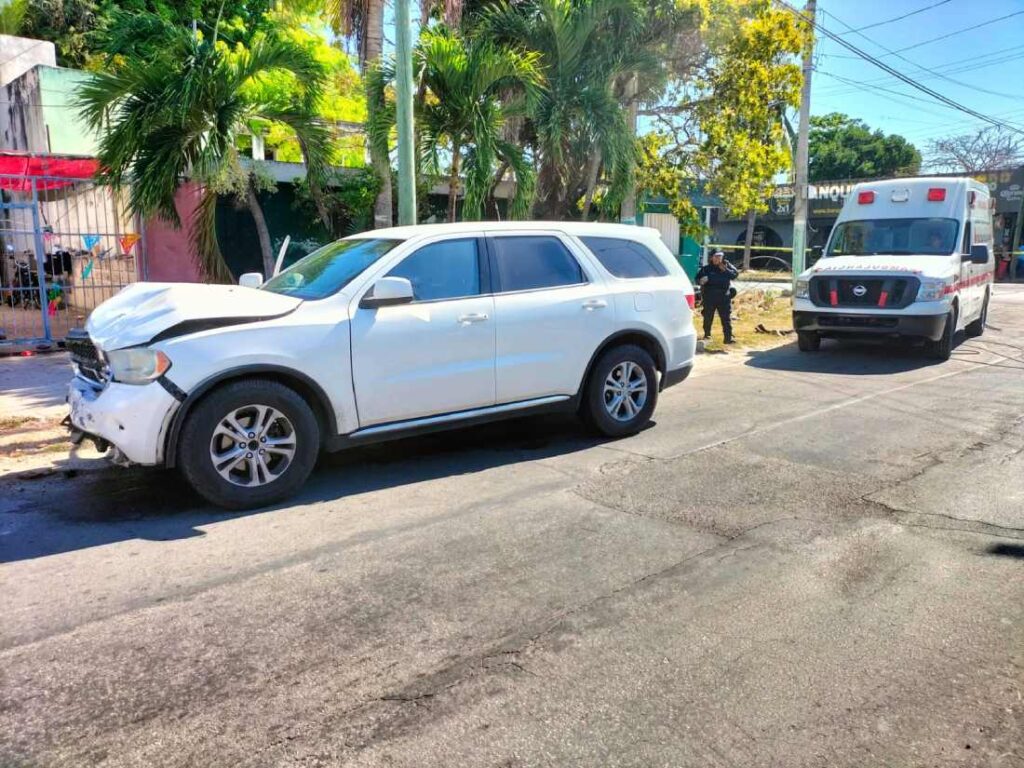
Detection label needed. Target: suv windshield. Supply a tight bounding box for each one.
[262,238,402,299]
[826,218,958,257]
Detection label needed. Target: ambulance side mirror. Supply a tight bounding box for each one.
[968,245,988,265]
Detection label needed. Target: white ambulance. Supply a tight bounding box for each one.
[792,177,994,360]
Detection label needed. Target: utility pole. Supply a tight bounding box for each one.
[791,0,815,288]
[395,0,417,226]
[619,74,639,225]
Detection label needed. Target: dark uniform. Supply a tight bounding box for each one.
[696,258,738,342]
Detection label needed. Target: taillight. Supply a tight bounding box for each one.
[685,293,695,309]
[858,191,875,204]
[927,187,946,201]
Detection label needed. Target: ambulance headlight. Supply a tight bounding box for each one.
[794,278,810,299]
[917,278,952,302]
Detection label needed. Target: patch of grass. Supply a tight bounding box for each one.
[738,269,793,283]
[0,415,37,432]
[697,290,794,352]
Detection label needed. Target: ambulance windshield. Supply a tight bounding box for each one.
[826,218,959,257]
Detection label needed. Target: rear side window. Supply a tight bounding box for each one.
[387,238,481,301]
[490,236,585,292]
[581,236,668,278]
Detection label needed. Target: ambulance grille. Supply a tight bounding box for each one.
[809,276,919,309]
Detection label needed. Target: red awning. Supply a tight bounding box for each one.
[0,152,100,191]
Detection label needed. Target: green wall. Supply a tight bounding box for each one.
[40,67,97,156]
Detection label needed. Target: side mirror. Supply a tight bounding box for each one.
[360,276,414,308]
[239,272,264,289]
[968,244,989,265]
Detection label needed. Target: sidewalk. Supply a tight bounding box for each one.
[0,352,106,479]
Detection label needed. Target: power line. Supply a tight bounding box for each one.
[885,10,1024,55]
[778,1,1024,137]
[814,70,967,121]
[816,44,1024,95]
[845,0,953,33]
[820,8,1018,101]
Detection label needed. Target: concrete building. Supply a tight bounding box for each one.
[1,37,96,155]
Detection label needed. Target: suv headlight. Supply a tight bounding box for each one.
[106,348,172,384]
[917,278,952,302]
[794,278,810,299]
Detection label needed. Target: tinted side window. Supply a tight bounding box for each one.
[387,239,480,301]
[581,236,668,278]
[490,236,584,292]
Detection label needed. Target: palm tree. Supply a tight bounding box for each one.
[368,27,540,222]
[417,27,540,221]
[78,15,332,282]
[326,0,392,228]
[479,0,666,220]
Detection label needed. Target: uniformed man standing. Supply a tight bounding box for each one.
[696,250,738,343]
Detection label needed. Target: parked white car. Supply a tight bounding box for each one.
[66,222,697,508]
[793,176,994,359]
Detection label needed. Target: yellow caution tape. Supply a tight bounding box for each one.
[706,243,812,253]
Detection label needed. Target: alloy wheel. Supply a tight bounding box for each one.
[603,361,648,422]
[209,404,297,487]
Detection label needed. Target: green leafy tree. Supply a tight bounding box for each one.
[0,0,28,34]
[479,0,678,220]
[417,27,541,221]
[17,0,276,67]
[367,27,541,222]
[635,132,702,236]
[695,0,805,269]
[809,112,920,181]
[78,15,332,281]
[325,0,393,226]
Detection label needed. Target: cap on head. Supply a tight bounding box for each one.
[712,250,725,259]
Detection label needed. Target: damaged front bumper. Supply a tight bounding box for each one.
[66,377,178,465]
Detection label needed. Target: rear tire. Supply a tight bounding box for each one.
[927,308,957,361]
[178,379,320,510]
[584,344,658,438]
[797,331,821,352]
[965,292,988,338]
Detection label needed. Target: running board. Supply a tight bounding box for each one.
[327,395,575,451]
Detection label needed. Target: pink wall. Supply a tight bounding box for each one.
[142,182,204,283]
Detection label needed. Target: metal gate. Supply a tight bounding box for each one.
[0,173,145,346]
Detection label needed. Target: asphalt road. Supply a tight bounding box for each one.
[3,287,1023,768]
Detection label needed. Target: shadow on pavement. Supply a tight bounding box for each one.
[986,543,1024,560]
[744,338,944,375]
[0,413,612,563]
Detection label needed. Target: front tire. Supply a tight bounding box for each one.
[584,345,658,438]
[797,331,821,352]
[178,380,320,510]
[965,292,988,338]
[928,308,957,361]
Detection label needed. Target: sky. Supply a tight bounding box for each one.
[810,0,1024,158]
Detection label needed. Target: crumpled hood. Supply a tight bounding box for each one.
[86,282,302,351]
[808,254,956,280]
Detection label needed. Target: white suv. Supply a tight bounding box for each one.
[66,222,697,508]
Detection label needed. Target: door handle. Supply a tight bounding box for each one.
[582,299,608,310]
[457,313,489,324]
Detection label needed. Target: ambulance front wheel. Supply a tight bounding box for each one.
[797,331,821,352]
[928,307,956,361]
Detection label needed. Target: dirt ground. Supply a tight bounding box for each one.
[696,289,794,352]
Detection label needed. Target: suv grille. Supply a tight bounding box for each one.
[809,276,918,309]
[66,329,108,386]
